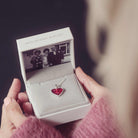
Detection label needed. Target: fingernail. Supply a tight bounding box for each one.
[4,97,12,107]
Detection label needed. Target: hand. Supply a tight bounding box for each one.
[58,67,110,133]
[75,67,109,104]
[0,79,33,138]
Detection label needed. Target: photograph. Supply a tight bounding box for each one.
[23,41,71,73]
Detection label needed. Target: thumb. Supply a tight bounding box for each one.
[4,97,26,128]
[75,67,108,100]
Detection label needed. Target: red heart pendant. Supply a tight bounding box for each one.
[51,88,64,96]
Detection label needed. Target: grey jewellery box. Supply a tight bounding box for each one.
[17,27,91,126]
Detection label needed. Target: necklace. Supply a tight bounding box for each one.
[51,78,66,96]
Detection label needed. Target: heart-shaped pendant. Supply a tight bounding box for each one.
[51,78,66,97]
[51,88,64,96]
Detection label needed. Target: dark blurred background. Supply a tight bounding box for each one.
[0,0,95,120]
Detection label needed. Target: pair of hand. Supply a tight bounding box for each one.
[0,67,108,138]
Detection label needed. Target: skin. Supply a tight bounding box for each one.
[0,67,109,137]
[44,51,49,56]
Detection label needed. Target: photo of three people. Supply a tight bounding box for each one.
[23,42,70,73]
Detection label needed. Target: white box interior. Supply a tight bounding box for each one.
[26,71,89,117]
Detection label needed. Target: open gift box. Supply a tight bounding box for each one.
[16,27,91,126]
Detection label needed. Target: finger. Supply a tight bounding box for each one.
[7,79,21,100]
[1,104,5,128]
[18,93,33,115]
[18,92,29,103]
[1,104,12,129]
[4,97,26,128]
[0,105,13,138]
[22,102,34,115]
[75,67,103,98]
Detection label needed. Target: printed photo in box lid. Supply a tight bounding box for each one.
[23,41,70,73]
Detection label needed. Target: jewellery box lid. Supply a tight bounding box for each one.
[16,27,75,83]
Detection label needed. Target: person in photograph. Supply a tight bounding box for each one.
[54,46,64,65]
[43,48,50,68]
[60,46,66,55]
[48,46,59,66]
[56,49,64,64]
[30,50,43,70]
[47,47,55,66]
